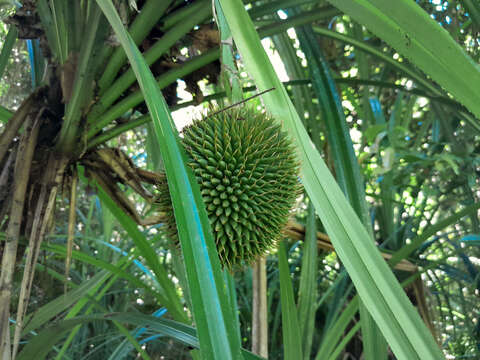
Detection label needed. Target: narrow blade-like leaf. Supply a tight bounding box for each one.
[95,2,243,359]
[326,0,480,119]
[278,242,303,360]
[217,1,443,359]
[0,26,17,79]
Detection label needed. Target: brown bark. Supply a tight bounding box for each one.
[0,117,40,360]
[65,171,78,288]
[11,153,68,359]
[412,277,437,342]
[0,88,44,165]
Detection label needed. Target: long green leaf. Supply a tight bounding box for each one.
[460,0,480,27]
[315,298,359,359]
[89,0,211,121]
[22,270,110,335]
[56,3,107,153]
[295,23,370,228]
[49,0,68,64]
[53,261,131,360]
[215,0,242,103]
[0,26,17,79]
[278,242,303,360]
[312,26,439,96]
[86,48,220,138]
[18,313,265,360]
[17,314,196,360]
[41,242,164,303]
[296,23,386,357]
[326,0,480,119]
[97,0,175,94]
[350,23,376,129]
[316,265,435,359]
[0,105,12,123]
[217,1,443,359]
[359,302,388,360]
[390,201,480,267]
[295,10,383,360]
[94,2,242,359]
[249,0,324,19]
[86,7,341,137]
[89,174,187,322]
[87,77,461,149]
[327,322,361,360]
[296,203,318,360]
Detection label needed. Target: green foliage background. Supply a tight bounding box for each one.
[0,0,479,359]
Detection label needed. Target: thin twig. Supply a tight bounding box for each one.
[65,170,78,291]
[207,87,275,118]
[252,257,268,358]
[285,220,417,273]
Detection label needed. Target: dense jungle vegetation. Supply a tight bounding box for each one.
[0,0,479,359]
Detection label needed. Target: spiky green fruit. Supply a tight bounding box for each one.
[156,106,300,268]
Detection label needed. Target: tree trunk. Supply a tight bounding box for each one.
[0,116,40,359]
[252,257,268,358]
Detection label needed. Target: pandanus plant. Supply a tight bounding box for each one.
[0,0,479,359]
[0,2,310,358]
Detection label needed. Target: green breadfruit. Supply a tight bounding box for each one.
[155,106,300,268]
